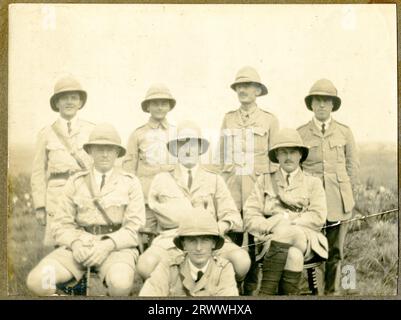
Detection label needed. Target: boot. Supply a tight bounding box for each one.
[278,270,302,295]
[259,241,291,296]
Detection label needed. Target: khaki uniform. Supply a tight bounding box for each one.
[244,169,328,260]
[123,118,175,231]
[139,254,238,296]
[297,119,359,294]
[31,118,95,245]
[297,119,359,221]
[123,118,176,202]
[147,165,243,251]
[220,106,279,210]
[51,168,146,248]
[46,167,146,281]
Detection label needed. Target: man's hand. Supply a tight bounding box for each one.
[82,239,115,268]
[35,208,47,226]
[71,241,93,264]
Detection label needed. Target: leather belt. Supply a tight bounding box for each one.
[49,171,76,181]
[83,224,122,235]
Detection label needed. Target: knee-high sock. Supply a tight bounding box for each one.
[259,241,291,296]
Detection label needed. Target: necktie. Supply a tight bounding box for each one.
[100,174,106,190]
[67,121,72,135]
[195,270,204,282]
[321,123,326,135]
[286,173,290,186]
[187,170,193,190]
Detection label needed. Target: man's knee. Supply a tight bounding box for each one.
[106,264,134,296]
[284,247,304,272]
[137,251,160,279]
[26,259,68,296]
[225,249,251,280]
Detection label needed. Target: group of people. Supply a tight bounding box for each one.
[26,66,359,297]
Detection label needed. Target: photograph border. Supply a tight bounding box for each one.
[0,0,399,301]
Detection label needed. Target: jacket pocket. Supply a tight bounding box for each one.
[304,141,320,163]
[253,127,268,152]
[329,139,346,162]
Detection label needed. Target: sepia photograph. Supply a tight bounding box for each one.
[7,3,398,299]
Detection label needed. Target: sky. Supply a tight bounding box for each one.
[8,4,397,157]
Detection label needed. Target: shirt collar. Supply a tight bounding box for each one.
[59,116,78,132]
[93,168,113,189]
[280,167,300,181]
[239,104,258,116]
[148,117,169,129]
[188,258,210,282]
[179,163,199,178]
[313,116,331,131]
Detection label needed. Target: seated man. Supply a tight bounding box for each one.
[139,208,239,296]
[26,123,146,296]
[243,128,328,295]
[136,121,250,283]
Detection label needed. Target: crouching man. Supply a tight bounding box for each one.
[243,128,328,295]
[26,123,146,296]
[139,208,238,296]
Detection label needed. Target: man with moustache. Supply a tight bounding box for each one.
[139,209,238,297]
[244,129,328,295]
[297,79,359,295]
[26,123,146,296]
[123,84,176,239]
[31,75,95,246]
[219,66,279,294]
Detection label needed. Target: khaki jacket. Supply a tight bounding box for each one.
[148,165,243,250]
[243,169,328,259]
[220,106,279,210]
[139,254,238,296]
[297,119,359,221]
[122,118,176,203]
[31,118,95,210]
[51,167,146,250]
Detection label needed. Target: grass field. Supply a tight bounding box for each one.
[7,143,399,296]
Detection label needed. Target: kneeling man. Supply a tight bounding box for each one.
[244,128,328,295]
[26,123,146,296]
[140,208,238,296]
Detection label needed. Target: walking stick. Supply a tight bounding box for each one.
[86,266,91,296]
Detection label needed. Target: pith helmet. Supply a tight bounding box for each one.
[230,66,268,96]
[268,128,309,163]
[304,79,341,112]
[173,208,225,251]
[50,76,87,112]
[167,120,209,157]
[141,83,176,113]
[83,123,126,158]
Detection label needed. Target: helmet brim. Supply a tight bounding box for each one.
[83,141,126,158]
[173,234,225,251]
[50,90,87,112]
[268,145,309,163]
[305,94,341,112]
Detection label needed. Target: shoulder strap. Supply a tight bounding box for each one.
[51,123,87,170]
[83,174,114,226]
[270,173,280,196]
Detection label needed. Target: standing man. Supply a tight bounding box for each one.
[137,121,250,284]
[297,79,359,295]
[220,66,279,294]
[139,208,239,297]
[31,75,95,246]
[123,84,176,237]
[26,123,146,296]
